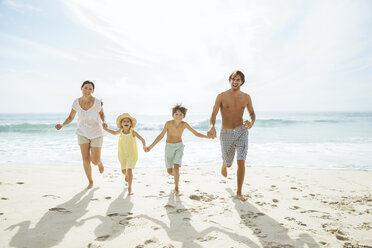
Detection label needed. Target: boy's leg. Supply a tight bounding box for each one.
[173,164,180,194]
[127,169,133,195]
[237,160,247,201]
[79,144,93,189]
[91,147,104,173]
[167,168,174,176]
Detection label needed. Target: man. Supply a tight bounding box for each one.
[208,70,255,201]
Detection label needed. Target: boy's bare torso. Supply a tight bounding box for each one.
[166,120,186,143]
[220,90,250,129]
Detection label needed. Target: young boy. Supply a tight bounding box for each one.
[146,104,211,195]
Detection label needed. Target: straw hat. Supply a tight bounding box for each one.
[116,113,137,129]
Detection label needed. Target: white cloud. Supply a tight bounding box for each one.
[2,0,41,12]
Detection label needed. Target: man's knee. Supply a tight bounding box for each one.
[237,160,245,167]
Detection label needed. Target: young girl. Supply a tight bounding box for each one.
[103,113,146,195]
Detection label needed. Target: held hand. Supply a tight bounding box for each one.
[55,124,62,130]
[144,146,150,152]
[207,126,217,138]
[102,123,108,129]
[243,120,253,129]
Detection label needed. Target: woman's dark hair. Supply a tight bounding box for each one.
[81,80,95,90]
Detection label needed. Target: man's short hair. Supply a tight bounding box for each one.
[229,70,245,86]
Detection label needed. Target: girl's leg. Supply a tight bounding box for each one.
[79,144,93,188]
[127,169,133,195]
[91,147,104,173]
[173,164,180,194]
[122,169,128,182]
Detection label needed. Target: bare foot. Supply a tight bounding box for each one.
[128,187,133,195]
[87,181,93,189]
[221,164,227,177]
[174,187,180,195]
[237,194,248,201]
[98,163,104,174]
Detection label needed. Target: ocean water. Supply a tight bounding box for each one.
[0,112,371,170]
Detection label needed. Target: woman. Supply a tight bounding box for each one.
[56,80,105,189]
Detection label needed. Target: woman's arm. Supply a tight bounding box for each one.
[99,109,105,123]
[55,109,77,130]
[102,123,121,135]
[185,122,209,138]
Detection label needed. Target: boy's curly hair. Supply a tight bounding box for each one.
[172,104,187,117]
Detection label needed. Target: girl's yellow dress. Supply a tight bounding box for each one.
[118,129,138,170]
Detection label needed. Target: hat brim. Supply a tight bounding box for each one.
[116,113,137,129]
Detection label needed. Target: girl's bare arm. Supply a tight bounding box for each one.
[133,131,146,147]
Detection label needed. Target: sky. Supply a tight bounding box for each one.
[0,0,371,114]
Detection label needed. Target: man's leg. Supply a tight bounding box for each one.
[236,160,247,201]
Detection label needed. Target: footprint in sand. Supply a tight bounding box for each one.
[176,208,187,213]
[95,235,110,241]
[49,207,71,213]
[183,180,190,183]
[42,195,60,199]
[1,197,8,200]
[197,236,217,242]
[165,204,175,209]
[0,213,4,215]
[335,230,349,241]
[289,205,300,210]
[189,195,201,201]
[107,213,119,217]
[16,182,24,185]
[105,196,111,200]
[272,199,279,203]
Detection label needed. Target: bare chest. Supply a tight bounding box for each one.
[221,95,247,111]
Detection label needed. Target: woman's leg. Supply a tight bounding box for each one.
[79,143,93,188]
[91,147,104,173]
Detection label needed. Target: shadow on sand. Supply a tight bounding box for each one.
[226,188,320,248]
[80,189,133,242]
[6,188,97,248]
[139,193,259,247]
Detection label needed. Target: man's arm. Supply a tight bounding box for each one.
[243,95,255,129]
[207,94,222,138]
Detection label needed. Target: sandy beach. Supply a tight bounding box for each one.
[0,162,371,248]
